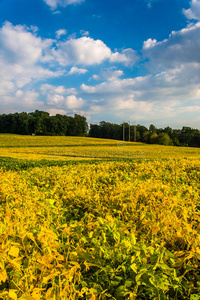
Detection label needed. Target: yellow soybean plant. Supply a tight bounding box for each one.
[0,135,200,299]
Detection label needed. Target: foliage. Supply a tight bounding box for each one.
[157,133,172,146]
[1,135,200,298]
[0,111,88,137]
[89,123,200,148]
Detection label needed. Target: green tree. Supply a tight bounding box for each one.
[157,133,172,145]
[149,124,157,134]
[143,131,150,143]
[150,132,158,144]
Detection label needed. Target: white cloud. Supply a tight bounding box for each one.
[183,0,200,20]
[15,90,40,107]
[143,22,200,70]
[0,22,60,89]
[65,95,84,110]
[102,69,124,81]
[110,49,139,66]
[0,80,15,95]
[44,0,84,10]
[47,94,65,105]
[40,84,77,106]
[91,70,124,82]
[0,89,45,114]
[80,30,89,36]
[93,74,100,80]
[68,66,88,75]
[143,38,157,49]
[0,21,53,66]
[56,29,67,39]
[40,83,77,95]
[53,37,138,67]
[79,59,200,127]
[53,37,112,66]
[81,75,149,95]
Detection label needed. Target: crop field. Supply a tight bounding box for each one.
[1,134,200,299]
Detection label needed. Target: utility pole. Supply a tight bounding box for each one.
[123,121,125,141]
[122,121,136,142]
[134,121,136,142]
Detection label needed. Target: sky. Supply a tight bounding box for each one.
[0,0,200,129]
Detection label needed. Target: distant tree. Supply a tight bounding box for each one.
[74,114,88,136]
[172,129,181,146]
[136,125,148,142]
[143,131,150,143]
[136,131,141,142]
[157,133,172,145]
[149,124,157,134]
[164,126,173,138]
[150,132,158,144]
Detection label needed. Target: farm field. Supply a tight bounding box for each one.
[0,134,200,299]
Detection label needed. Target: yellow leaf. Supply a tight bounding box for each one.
[9,290,18,300]
[0,270,7,283]
[148,246,155,253]
[45,287,53,299]
[8,246,19,258]
[176,231,182,237]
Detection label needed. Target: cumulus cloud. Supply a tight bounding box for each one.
[65,95,84,110]
[102,69,124,81]
[0,21,53,66]
[0,22,60,89]
[44,0,84,10]
[47,94,65,105]
[80,71,200,127]
[53,36,139,67]
[143,38,157,49]
[0,80,15,96]
[80,60,200,123]
[143,22,200,70]
[53,37,112,66]
[68,66,88,75]
[110,49,139,66]
[81,75,149,95]
[56,29,67,39]
[0,89,45,114]
[40,83,77,95]
[40,84,77,106]
[183,0,200,20]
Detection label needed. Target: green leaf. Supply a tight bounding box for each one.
[115,285,129,297]
[190,295,200,300]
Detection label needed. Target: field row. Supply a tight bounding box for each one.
[1,135,200,161]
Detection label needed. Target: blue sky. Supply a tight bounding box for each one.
[0,0,200,129]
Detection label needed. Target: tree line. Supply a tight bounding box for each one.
[1,111,200,147]
[89,122,200,147]
[0,110,88,136]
